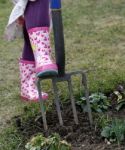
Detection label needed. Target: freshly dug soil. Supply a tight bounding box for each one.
[13,101,125,150]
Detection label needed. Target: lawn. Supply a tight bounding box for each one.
[1,0,125,149]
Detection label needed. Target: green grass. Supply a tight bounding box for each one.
[0,126,24,150]
[1,0,125,149]
[0,0,24,131]
[63,0,125,92]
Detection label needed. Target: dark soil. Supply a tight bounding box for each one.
[13,100,125,150]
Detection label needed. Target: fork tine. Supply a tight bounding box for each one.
[67,77,79,124]
[82,73,93,126]
[37,79,48,131]
[52,79,63,126]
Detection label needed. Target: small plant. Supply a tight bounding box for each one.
[113,91,125,111]
[110,85,125,111]
[25,133,71,150]
[101,118,125,145]
[95,114,111,129]
[77,93,110,113]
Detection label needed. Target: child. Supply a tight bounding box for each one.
[5,0,58,102]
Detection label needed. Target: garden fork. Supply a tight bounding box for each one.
[37,0,93,131]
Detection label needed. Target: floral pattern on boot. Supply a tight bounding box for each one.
[19,59,48,102]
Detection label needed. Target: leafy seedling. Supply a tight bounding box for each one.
[101,118,125,145]
[77,93,110,113]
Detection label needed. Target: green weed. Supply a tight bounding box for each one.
[101,118,125,145]
[77,93,110,112]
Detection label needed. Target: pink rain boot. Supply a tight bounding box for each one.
[28,27,58,78]
[19,59,48,102]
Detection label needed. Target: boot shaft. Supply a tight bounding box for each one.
[28,27,58,77]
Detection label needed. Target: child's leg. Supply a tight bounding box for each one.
[24,0,50,29]
[22,24,35,61]
[19,24,48,102]
[24,0,58,78]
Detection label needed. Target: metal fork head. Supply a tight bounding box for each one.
[37,70,93,131]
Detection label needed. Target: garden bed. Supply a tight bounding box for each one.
[13,99,125,150]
